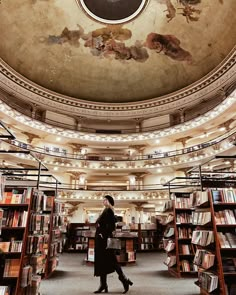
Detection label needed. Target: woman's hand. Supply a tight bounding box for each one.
[99,233,103,239]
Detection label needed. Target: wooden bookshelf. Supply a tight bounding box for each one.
[162,199,178,276]
[66,223,96,252]
[163,192,197,278]
[130,223,159,251]
[192,189,236,295]
[0,186,33,295]
[209,189,236,295]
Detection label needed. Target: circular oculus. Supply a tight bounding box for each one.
[78,0,148,24]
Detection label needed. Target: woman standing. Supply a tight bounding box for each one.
[94,195,133,294]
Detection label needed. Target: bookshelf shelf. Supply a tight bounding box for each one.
[214,203,236,206]
[216,224,236,227]
[1,227,26,230]
[0,204,29,207]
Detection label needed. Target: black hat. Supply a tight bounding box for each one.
[104,195,114,206]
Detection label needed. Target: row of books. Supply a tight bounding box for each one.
[178,227,193,239]
[180,260,198,272]
[1,188,32,204]
[21,265,33,288]
[26,234,49,254]
[30,254,46,274]
[0,209,28,227]
[49,242,60,257]
[176,213,192,223]
[74,243,88,250]
[215,209,236,224]
[129,223,157,230]
[211,189,236,203]
[192,211,211,225]
[197,271,218,293]
[164,239,175,252]
[191,230,214,246]
[191,191,208,207]
[3,258,20,277]
[52,214,64,227]
[0,240,23,253]
[192,189,236,206]
[141,237,155,243]
[217,232,236,248]
[29,213,50,234]
[54,202,65,214]
[161,200,173,212]
[140,231,157,237]
[31,190,54,212]
[179,244,195,255]
[140,243,155,250]
[75,229,90,236]
[193,249,215,269]
[75,237,88,243]
[175,196,193,209]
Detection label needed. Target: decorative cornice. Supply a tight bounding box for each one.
[0,47,235,119]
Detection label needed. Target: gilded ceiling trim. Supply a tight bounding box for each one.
[0,48,235,119]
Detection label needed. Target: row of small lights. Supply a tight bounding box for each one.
[0,94,235,142]
[10,141,235,171]
[57,194,168,202]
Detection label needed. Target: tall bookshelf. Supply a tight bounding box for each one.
[192,189,236,295]
[164,192,197,277]
[0,186,33,295]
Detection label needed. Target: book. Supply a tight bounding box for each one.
[0,242,10,253]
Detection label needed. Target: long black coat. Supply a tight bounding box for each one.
[94,207,117,276]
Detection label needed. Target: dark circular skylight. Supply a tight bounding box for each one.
[79,0,148,24]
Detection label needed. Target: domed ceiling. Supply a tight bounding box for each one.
[0,0,235,103]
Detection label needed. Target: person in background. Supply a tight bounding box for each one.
[94,195,133,294]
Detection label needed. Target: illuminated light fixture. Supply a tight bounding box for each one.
[0,94,235,143]
[56,137,61,141]
[219,126,226,131]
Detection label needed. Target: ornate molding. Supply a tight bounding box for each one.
[0,47,235,119]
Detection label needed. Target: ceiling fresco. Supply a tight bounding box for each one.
[0,0,235,103]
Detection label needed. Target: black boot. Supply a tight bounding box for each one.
[119,275,133,294]
[94,275,108,293]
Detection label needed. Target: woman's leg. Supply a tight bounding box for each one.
[94,274,108,293]
[114,263,133,294]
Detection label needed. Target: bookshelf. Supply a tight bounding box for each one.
[192,188,236,295]
[129,223,159,251]
[210,188,236,295]
[0,186,33,295]
[163,192,197,278]
[67,223,96,252]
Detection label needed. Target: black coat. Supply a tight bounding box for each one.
[94,207,117,276]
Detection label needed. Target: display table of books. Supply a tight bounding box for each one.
[86,231,138,265]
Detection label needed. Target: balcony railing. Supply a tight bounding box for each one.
[7,127,236,162]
